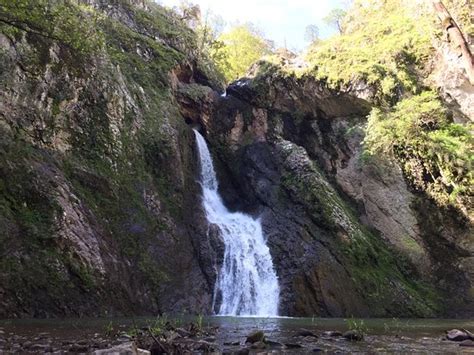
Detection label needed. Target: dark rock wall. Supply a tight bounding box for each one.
[204,66,473,317]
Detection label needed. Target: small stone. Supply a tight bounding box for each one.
[266,339,284,348]
[116,336,132,343]
[343,330,364,341]
[93,342,137,354]
[245,330,265,344]
[30,344,53,352]
[285,343,303,348]
[322,331,343,337]
[250,341,267,350]
[22,341,32,348]
[203,336,216,342]
[69,343,90,352]
[312,348,322,352]
[175,328,192,337]
[298,329,318,338]
[195,340,218,352]
[224,341,240,346]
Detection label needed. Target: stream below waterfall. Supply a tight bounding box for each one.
[1,317,473,353]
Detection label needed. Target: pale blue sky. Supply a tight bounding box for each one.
[158,0,349,52]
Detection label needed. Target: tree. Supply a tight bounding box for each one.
[323,8,346,34]
[214,24,271,82]
[431,0,474,84]
[175,0,201,29]
[304,24,319,43]
[196,9,225,55]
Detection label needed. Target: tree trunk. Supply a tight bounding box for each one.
[431,0,474,85]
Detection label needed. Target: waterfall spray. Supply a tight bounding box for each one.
[193,130,279,316]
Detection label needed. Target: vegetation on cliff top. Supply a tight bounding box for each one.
[306,0,434,104]
[212,25,271,82]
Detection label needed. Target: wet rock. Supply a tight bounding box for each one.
[297,329,318,338]
[30,344,53,352]
[226,349,249,355]
[175,327,192,338]
[22,340,32,348]
[459,340,474,347]
[223,341,240,346]
[94,342,142,354]
[250,341,267,350]
[162,330,179,342]
[196,340,218,352]
[343,330,364,341]
[69,343,90,352]
[322,330,343,337]
[446,329,473,342]
[245,330,265,344]
[266,339,284,348]
[285,343,303,348]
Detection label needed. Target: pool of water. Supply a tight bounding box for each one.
[1,316,473,353]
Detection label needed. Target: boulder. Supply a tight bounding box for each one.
[245,331,265,344]
[446,329,473,342]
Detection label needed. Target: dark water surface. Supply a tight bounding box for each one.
[1,316,473,353]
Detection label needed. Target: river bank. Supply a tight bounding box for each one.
[1,317,473,353]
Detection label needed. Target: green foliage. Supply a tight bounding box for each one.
[345,317,368,334]
[0,0,104,54]
[214,25,271,82]
[364,91,473,211]
[306,0,433,104]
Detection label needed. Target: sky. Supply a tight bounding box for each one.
[157,0,349,52]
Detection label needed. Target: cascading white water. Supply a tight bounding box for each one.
[193,130,280,317]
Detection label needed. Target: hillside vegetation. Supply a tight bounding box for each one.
[306,0,473,218]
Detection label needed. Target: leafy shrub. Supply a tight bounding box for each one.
[364,91,473,212]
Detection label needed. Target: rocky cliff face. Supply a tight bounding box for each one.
[0,1,222,318]
[0,1,472,318]
[202,63,473,317]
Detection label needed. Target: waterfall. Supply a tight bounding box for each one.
[193,130,280,317]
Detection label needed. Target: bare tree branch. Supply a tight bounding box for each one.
[431,0,474,85]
